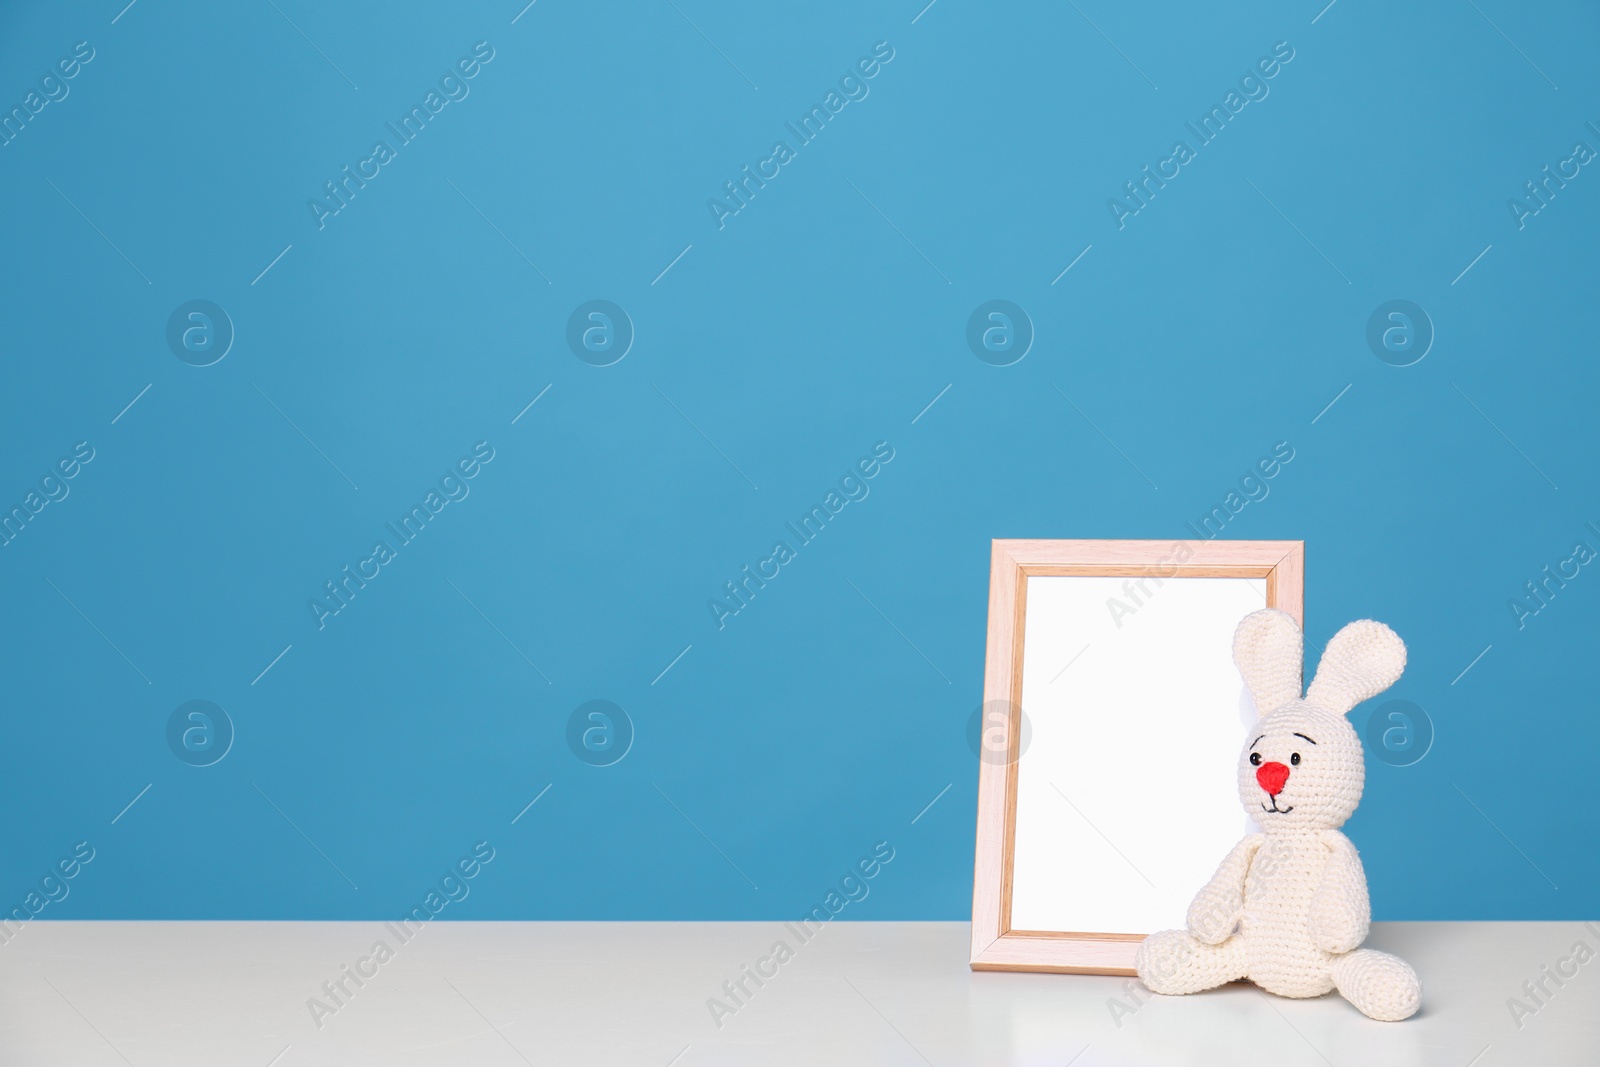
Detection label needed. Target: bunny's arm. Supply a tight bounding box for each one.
[1185,833,1263,944]
[1310,830,1371,954]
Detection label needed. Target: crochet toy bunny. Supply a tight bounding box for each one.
[1135,608,1421,1021]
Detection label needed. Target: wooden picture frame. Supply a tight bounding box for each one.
[970,538,1305,974]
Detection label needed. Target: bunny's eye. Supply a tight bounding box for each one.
[1249,752,1262,765]
[1290,753,1301,765]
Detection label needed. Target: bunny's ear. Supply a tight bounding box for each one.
[1305,619,1406,716]
[1233,609,1304,717]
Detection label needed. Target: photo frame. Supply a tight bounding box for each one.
[970,538,1305,974]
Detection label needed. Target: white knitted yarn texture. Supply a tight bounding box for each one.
[1135,609,1422,1022]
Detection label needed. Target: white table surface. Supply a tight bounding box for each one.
[2,921,1595,1065]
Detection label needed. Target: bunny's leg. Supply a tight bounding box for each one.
[1136,930,1246,995]
[1329,948,1421,1021]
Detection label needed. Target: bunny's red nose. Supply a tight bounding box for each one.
[1256,761,1290,796]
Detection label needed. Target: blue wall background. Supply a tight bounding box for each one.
[0,0,1595,922]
